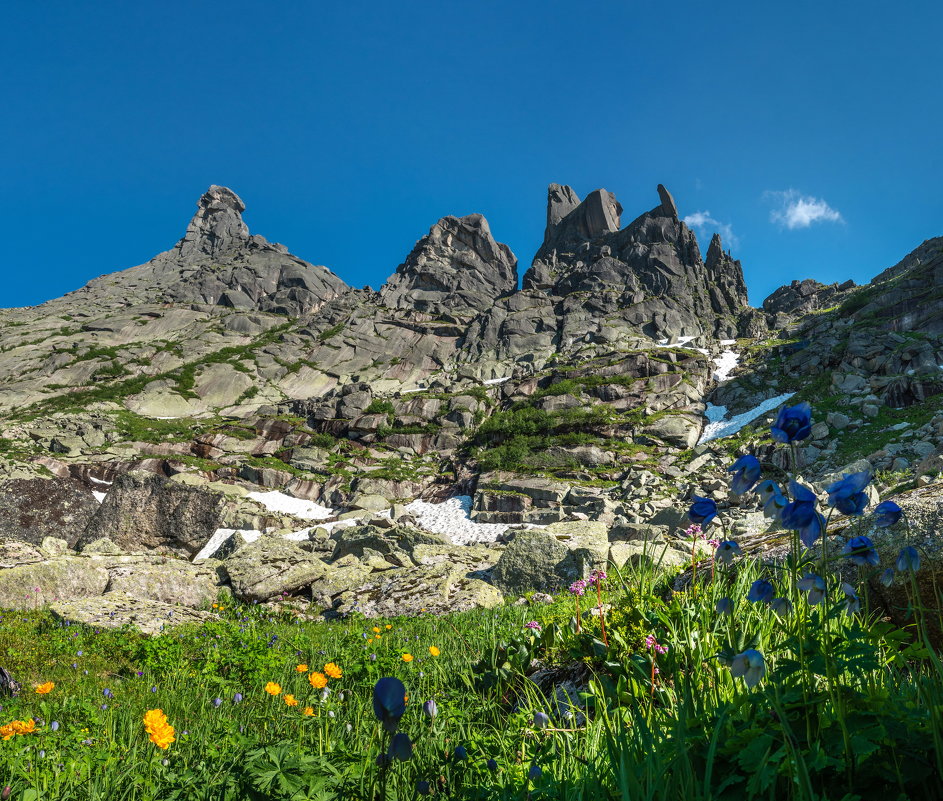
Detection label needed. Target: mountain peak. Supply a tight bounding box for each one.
[175,185,251,260]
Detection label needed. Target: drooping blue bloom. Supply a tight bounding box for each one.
[487,758,499,771]
[842,536,880,567]
[388,732,413,762]
[373,677,407,734]
[50,721,59,732]
[422,700,437,719]
[770,597,793,618]
[771,402,812,443]
[825,471,871,516]
[781,481,817,530]
[528,765,543,781]
[103,688,113,699]
[730,649,766,688]
[417,780,432,796]
[233,693,243,703]
[212,697,222,708]
[454,746,468,761]
[798,512,827,548]
[841,583,861,616]
[715,541,742,565]
[897,546,921,573]
[873,501,903,528]
[729,455,762,495]
[715,597,734,616]
[879,568,895,587]
[797,573,826,605]
[747,580,775,604]
[688,496,718,526]
[756,480,787,522]
[533,712,550,729]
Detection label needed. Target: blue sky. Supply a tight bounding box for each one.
[1,0,941,308]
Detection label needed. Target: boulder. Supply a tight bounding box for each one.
[0,558,109,609]
[51,591,215,636]
[0,477,100,548]
[223,537,329,601]
[491,529,599,595]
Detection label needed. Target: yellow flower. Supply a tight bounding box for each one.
[14,719,36,735]
[385,624,392,630]
[373,626,381,633]
[212,604,218,609]
[143,709,175,750]
[324,663,342,679]
[303,706,315,716]
[429,646,440,657]
[296,664,309,673]
[0,724,15,741]
[367,637,374,643]
[375,634,382,640]
[284,694,298,707]
[308,672,328,689]
[402,653,413,663]
[264,682,282,696]
[35,681,55,694]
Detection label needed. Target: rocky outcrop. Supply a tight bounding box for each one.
[762,278,855,321]
[0,477,100,548]
[380,214,518,316]
[175,185,252,260]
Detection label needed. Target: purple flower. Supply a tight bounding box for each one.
[102,688,113,699]
[568,580,586,596]
[212,697,223,708]
[233,692,243,703]
[525,621,541,631]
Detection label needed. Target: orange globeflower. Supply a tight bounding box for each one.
[385,624,392,630]
[402,653,413,663]
[303,706,315,716]
[143,709,175,750]
[264,682,282,696]
[308,672,328,689]
[12,719,36,735]
[324,663,342,679]
[296,664,309,673]
[284,694,298,707]
[35,682,55,695]
[372,626,381,634]
[429,646,440,657]
[0,724,15,741]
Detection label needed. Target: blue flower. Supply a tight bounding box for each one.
[730,649,766,688]
[798,512,827,549]
[747,580,774,604]
[797,573,826,605]
[771,401,812,443]
[825,471,871,516]
[841,583,860,616]
[879,568,895,587]
[873,501,903,528]
[896,546,920,573]
[533,712,550,729]
[770,597,793,618]
[212,697,222,709]
[486,758,499,771]
[417,780,432,796]
[756,480,787,522]
[781,481,817,530]
[688,496,718,526]
[454,745,468,761]
[387,732,413,762]
[422,699,437,719]
[715,541,742,565]
[233,693,243,703]
[373,677,407,733]
[729,455,762,495]
[715,597,734,616]
[842,536,880,567]
[50,721,59,732]
[528,765,543,781]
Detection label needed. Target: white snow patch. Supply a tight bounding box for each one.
[88,476,112,486]
[405,495,507,545]
[482,376,511,386]
[194,528,258,561]
[698,393,795,444]
[92,491,107,504]
[153,416,180,420]
[246,490,333,521]
[720,339,736,345]
[712,349,740,382]
[401,386,427,394]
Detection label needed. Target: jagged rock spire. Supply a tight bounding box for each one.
[175,186,251,259]
[656,184,678,219]
[544,184,581,243]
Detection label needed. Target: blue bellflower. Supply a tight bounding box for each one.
[715,541,742,565]
[771,402,812,443]
[781,481,818,530]
[373,677,407,734]
[842,536,880,567]
[873,501,903,528]
[896,546,920,573]
[825,471,871,516]
[879,568,895,587]
[747,580,775,604]
[688,496,718,526]
[730,649,766,688]
[729,455,762,495]
[798,512,827,549]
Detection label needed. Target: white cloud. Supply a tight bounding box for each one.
[683,210,739,249]
[767,190,843,230]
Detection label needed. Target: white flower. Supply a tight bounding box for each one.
[730,649,766,688]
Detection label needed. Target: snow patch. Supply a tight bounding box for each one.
[405,495,507,545]
[482,376,511,386]
[92,491,107,504]
[698,393,795,444]
[246,490,333,521]
[401,386,427,394]
[719,339,736,346]
[153,416,180,420]
[88,476,112,486]
[712,348,740,382]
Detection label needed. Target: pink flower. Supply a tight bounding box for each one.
[645,635,668,655]
[568,580,587,596]
[588,570,607,587]
[524,621,541,631]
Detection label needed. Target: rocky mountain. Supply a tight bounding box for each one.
[2,181,942,629]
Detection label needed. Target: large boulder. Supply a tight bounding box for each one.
[222,537,329,601]
[0,558,109,609]
[77,472,224,557]
[51,591,215,636]
[0,477,100,548]
[491,529,601,595]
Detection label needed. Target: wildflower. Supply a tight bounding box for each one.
[688,495,718,526]
[644,635,668,654]
[373,626,381,633]
[770,597,793,618]
[212,698,222,708]
[588,569,607,586]
[842,536,880,567]
[715,597,734,616]
[385,624,392,630]
[879,568,895,587]
[747,580,775,604]
[568,580,587,596]
[825,470,871,516]
[841,583,861,615]
[35,682,54,695]
[296,664,308,673]
[729,455,762,495]
[303,706,314,716]
[320,687,330,701]
[284,694,298,707]
[50,721,59,731]
[373,677,407,733]
[429,646,440,657]
[715,541,742,565]
[781,481,817,530]
[533,712,550,729]
[873,500,903,528]
[324,663,342,679]
[402,653,414,663]
[729,649,766,688]
[771,401,812,443]
[233,693,243,703]
[897,546,920,573]
[143,709,175,750]
[308,672,328,689]
[150,686,157,693]
[102,688,114,699]
[417,780,432,795]
[797,573,826,605]
[798,512,827,549]
[529,764,543,781]
[264,682,282,696]
[487,758,498,771]
[454,745,468,760]
[524,621,541,631]
[388,732,413,762]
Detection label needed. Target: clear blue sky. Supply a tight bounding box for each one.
[2,0,941,308]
